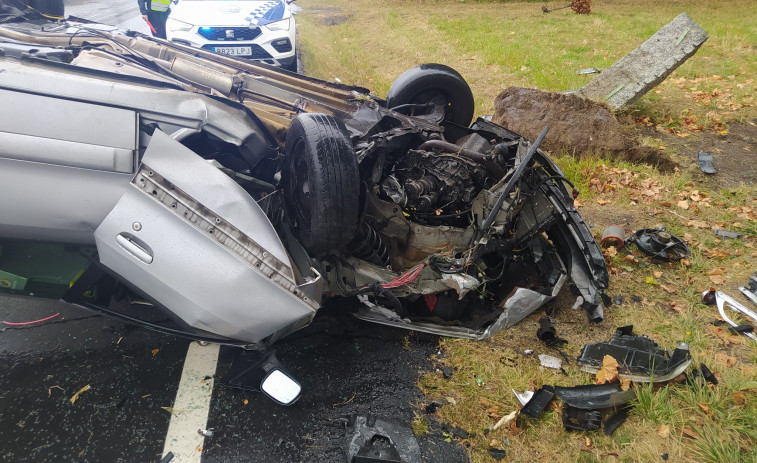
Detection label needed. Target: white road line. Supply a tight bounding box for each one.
[162,342,220,462]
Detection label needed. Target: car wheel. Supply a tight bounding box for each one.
[283,113,360,255]
[386,63,475,128]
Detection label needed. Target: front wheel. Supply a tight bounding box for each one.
[283,113,360,256]
[386,63,475,128]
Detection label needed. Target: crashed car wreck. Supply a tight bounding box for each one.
[0,7,608,350]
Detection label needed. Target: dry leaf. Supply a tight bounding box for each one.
[646,276,660,285]
[596,199,611,205]
[585,437,592,448]
[678,200,690,210]
[605,246,618,257]
[446,397,458,406]
[708,326,741,345]
[681,258,692,267]
[653,271,664,278]
[151,349,160,357]
[733,391,746,408]
[625,255,639,264]
[682,425,698,440]
[698,402,713,416]
[657,424,671,439]
[740,365,756,377]
[716,353,738,367]
[669,301,685,313]
[619,377,632,391]
[69,385,91,404]
[661,284,678,294]
[596,355,619,384]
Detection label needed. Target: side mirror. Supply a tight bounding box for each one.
[261,369,302,405]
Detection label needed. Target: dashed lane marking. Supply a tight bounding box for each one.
[162,342,220,462]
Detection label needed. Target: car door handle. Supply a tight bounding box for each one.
[116,233,154,264]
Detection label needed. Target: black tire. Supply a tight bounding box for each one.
[283,113,360,255]
[386,63,475,128]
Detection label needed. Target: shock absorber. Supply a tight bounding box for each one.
[347,222,391,267]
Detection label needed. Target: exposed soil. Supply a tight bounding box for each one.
[306,7,350,26]
[644,120,757,190]
[492,87,677,171]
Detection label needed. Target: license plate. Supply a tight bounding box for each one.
[213,46,252,56]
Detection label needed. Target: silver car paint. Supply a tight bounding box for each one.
[95,131,318,344]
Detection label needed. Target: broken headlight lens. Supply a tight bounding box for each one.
[166,18,193,33]
[265,18,291,31]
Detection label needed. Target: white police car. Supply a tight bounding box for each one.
[166,0,297,71]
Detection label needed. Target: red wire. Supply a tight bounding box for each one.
[2,313,60,326]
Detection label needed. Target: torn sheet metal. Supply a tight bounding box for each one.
[577,325,691,382]
[715,291,757,342]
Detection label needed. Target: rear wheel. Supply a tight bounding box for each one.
[386,63,475,128]
[283,113,360,255]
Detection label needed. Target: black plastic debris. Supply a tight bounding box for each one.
[536,317,567,347]
[601,292,613,308]
[728,324,755,335]
[603,406,631,436]
[577,325,692,382]
[442,366,453,379]
[687,363,719,388]
[702,290,716,305]
[160,452,174,463]
[613,295,623,306]
[345,415,421,463]
[697,151,716,174]
[661,453,669,461]
[562,404,601,432]
[424,401,443,414]
[715,229,743,239]
[630,227,690,261]
[488,448,507,460]
[520,385,555,419]
[554,383,636,410]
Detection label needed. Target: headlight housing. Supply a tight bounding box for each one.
[167,18,193,33]
[265,18,290,31]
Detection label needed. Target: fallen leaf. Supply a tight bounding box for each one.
[625,255,639,264]
[680,258,692,267]
[698,402,713,416]
[493,410,518,431]
[740,365,756,377]
[682,425,698,440]
[646,276,660,285]
[69,385,91,404]
[708,326,741,345]
[605,246,618,257]
[585,437,592,448]
[243,399,249,405]
[657,424,670,439]
[596,199,611,205]
[653,271,664,278]
[619,377,632,391]
[669,301,685,313]
[596,355,619,384]
[733,392,746,408]
[661,285,678,294]
[151,349,160,357]
[678,200,690,210]
[161,406,183,415]
[716,353,738,367]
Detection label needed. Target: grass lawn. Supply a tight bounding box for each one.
[296,1,757,461]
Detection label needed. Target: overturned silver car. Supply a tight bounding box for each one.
[0,10,608,349]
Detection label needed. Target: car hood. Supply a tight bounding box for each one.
[170,0,291,27]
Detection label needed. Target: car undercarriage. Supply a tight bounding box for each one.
[0,8,609,348]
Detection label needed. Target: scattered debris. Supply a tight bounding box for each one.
[715,229,743,239]
[541,3,572,14]
[424,401,444,414]
[562,405,601,431]
[555,383,636,410]
[442,366,453,379]
[578,325,692,382]
[160,451,174,463]
[512,389,535,406]
[520,386,556,419]
[603,406,631,436]
[702,289,717,305]
[538,354,563,370]
[69,384,91,404]
[523,349,534,355]
[492,410,518,431]
[601,226,626,249]
[488,447,507,460]
[688,363,718,387]
[630,227,690,261]
[197,428,214,437]
[715,292,757,341]
[578,13,709,108]
[697,151,716,174]
[442,424,471,440]
[2,312,60,326]
[536,317,567,347]
[613,295,623,306]
[577,67,601,75]
[344,415,421,463]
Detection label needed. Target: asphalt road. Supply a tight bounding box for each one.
[0,3,467,461]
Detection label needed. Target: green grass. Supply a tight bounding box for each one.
[296,1,757,461]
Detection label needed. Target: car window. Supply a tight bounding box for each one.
[0,239,97,299]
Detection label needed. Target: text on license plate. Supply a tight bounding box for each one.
[213,46,252,56]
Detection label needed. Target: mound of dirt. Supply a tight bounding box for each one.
[492,87,676,171]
